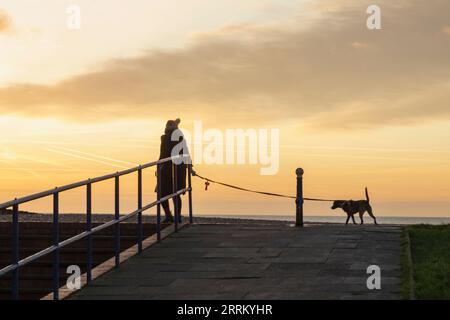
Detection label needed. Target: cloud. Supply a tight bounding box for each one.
[0,10,12,33]
[0,0,450,130]
[304,82,450,130]
[443,26,450,36]
[350,41,370,50]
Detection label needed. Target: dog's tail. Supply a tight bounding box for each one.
[365,187,370,203]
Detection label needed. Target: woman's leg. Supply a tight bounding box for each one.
[161,200,174,222]
[173,196,182,222]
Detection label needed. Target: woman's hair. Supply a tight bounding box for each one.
[165,118,181,134]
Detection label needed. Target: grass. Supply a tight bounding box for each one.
[400,228,414,299]
[404,224,450,300]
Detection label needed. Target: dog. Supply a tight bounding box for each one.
[331,188,378,225]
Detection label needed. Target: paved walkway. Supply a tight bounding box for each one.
[71,222,403,300]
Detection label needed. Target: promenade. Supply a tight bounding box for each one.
[71,222,403,300]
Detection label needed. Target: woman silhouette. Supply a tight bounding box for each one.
[157,118,188,223]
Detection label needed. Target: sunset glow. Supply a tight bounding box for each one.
[1,0,449,217]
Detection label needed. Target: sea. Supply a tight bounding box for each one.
[197,215,450,225]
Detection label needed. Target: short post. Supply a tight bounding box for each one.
[172,163,178,232]
[52,191,60,300]
[156,164,162,242]
[137,167,143,254]
[11,202,19,300]
[295,168,304,227]
[86,182,92,284]
[187,164,193,224]
[114,175,120,267]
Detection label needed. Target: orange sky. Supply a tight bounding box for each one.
[1,0,449,217]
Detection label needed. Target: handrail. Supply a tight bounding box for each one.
[0,187,189,277]
[0,154,194,300]
[0,155,189,210]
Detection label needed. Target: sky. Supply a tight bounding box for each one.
[0,0,449,217]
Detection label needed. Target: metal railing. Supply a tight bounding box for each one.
[0,154,193,300]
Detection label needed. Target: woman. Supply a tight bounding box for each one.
[157,118,188,223]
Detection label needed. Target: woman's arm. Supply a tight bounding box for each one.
[159,135,165,160]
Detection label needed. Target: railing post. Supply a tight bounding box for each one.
[172,162,178,232]
[52,191,60,300]
[137,167,143,254]
[156,164,162,242]
[114,175,120,267]
[188,164,193,224]
[295,168,304,227]
[86,181,92,284]
[11,202,19,300]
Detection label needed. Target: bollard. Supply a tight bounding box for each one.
[52,192,60,300]
[137,168,143,254]
[86,182,92,284]
[114,175,120,267]
[172,163,178,232]
[295,168,304,227]
[11,203,19,300]
[156,164,162,242]
[188,164,193,224]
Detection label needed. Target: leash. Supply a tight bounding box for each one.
[191,170,337,202]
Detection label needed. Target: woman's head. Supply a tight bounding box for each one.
[165,118,180,134]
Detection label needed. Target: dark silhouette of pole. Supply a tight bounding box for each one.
[86,181,92,284]
[114,175,120,267]
[188,164,193,224]
[12,203,19,300]
[172,163,178,232]
[296,168,304,227]
[52,191,60,300]
[156,164,162,242]
[137,167,143,254]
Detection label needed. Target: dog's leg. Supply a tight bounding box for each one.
[351,214,357,225]
[367,207,378,225]
[345,215,350,225]
[359,211,364,225]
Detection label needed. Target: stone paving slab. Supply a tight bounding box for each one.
[70,222,404,300]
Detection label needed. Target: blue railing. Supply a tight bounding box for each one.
[0,154,193,300]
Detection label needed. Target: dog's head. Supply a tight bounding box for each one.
[331,200,346,210]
